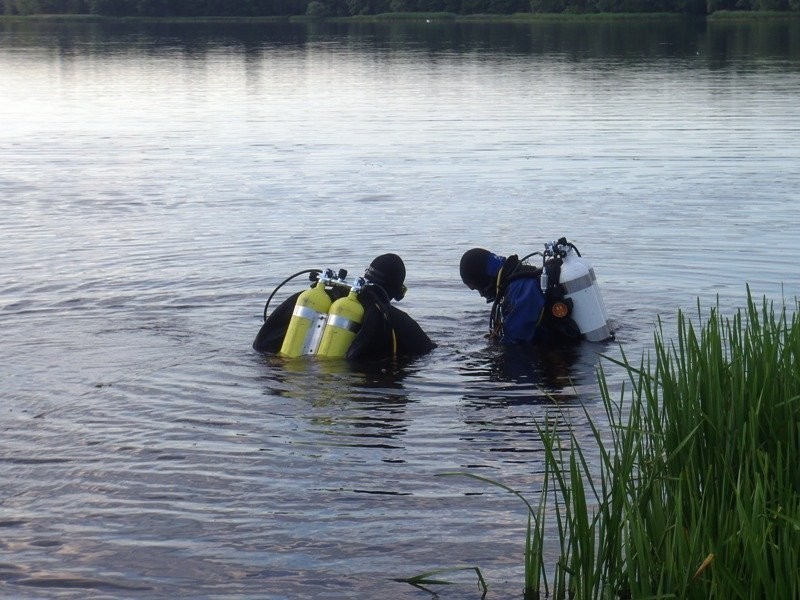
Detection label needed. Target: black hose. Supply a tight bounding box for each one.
[262,269,321,322]
[489,297,501,337]
[519,251,543,264]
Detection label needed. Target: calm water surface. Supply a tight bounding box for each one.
[1,18,799,599]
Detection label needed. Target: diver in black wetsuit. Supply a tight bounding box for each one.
[253,253,435,361]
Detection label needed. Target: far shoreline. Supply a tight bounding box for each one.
[1,11,798,25]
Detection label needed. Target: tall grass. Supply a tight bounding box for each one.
[542,290,800,598]
[404,291,799,598]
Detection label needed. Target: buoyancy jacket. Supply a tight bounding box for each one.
[491,255,580,345]
[490,255,546,344]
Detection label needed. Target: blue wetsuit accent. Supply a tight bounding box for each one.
[500,277,546,345]
[483,253,547,345]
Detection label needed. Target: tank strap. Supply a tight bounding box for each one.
[292,304,324,320]
[543,258,564,303]
[327,313,360,332]
[541,258,581,337]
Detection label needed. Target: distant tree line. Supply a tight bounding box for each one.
[1,0,798,18]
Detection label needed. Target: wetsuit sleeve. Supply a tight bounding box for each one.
[252,291,301,353]
[346,299,394,361]
[500,279,545,345]
[389,305,436,357]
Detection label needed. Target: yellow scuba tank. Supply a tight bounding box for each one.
[279,279,332,358]
[316,278,365,358]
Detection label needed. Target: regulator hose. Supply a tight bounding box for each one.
[262,269,321,322]
[519,251,543,264]
[489,297,502,339]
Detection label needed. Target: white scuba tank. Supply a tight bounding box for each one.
[541,247,612,342]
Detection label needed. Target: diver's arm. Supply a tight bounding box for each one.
[389,305,436,356]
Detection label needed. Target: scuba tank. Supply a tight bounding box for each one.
[539,238,613,342]
[278,268,351,358]
[279,277,332,358]
[316,277,365,358]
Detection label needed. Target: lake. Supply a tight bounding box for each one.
[1,16,799,599]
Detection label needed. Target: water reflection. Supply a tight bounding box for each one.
[704,19,800,65]
[256,354,416,443]
[0,19,312,55]
[2,17,798,64]
[452,341,608,469]
[459,340,605,407]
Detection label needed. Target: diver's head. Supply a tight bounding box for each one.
[365,253,407,301]
[460,248,506,302]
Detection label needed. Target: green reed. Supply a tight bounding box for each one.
[541,290,800,598]
[545,290,799,598]
[401,290,799,598]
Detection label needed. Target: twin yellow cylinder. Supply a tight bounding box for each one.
[279,285,364,358]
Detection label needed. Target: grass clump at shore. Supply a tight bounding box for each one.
[404,290,799,598]
[540,289,799,598]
